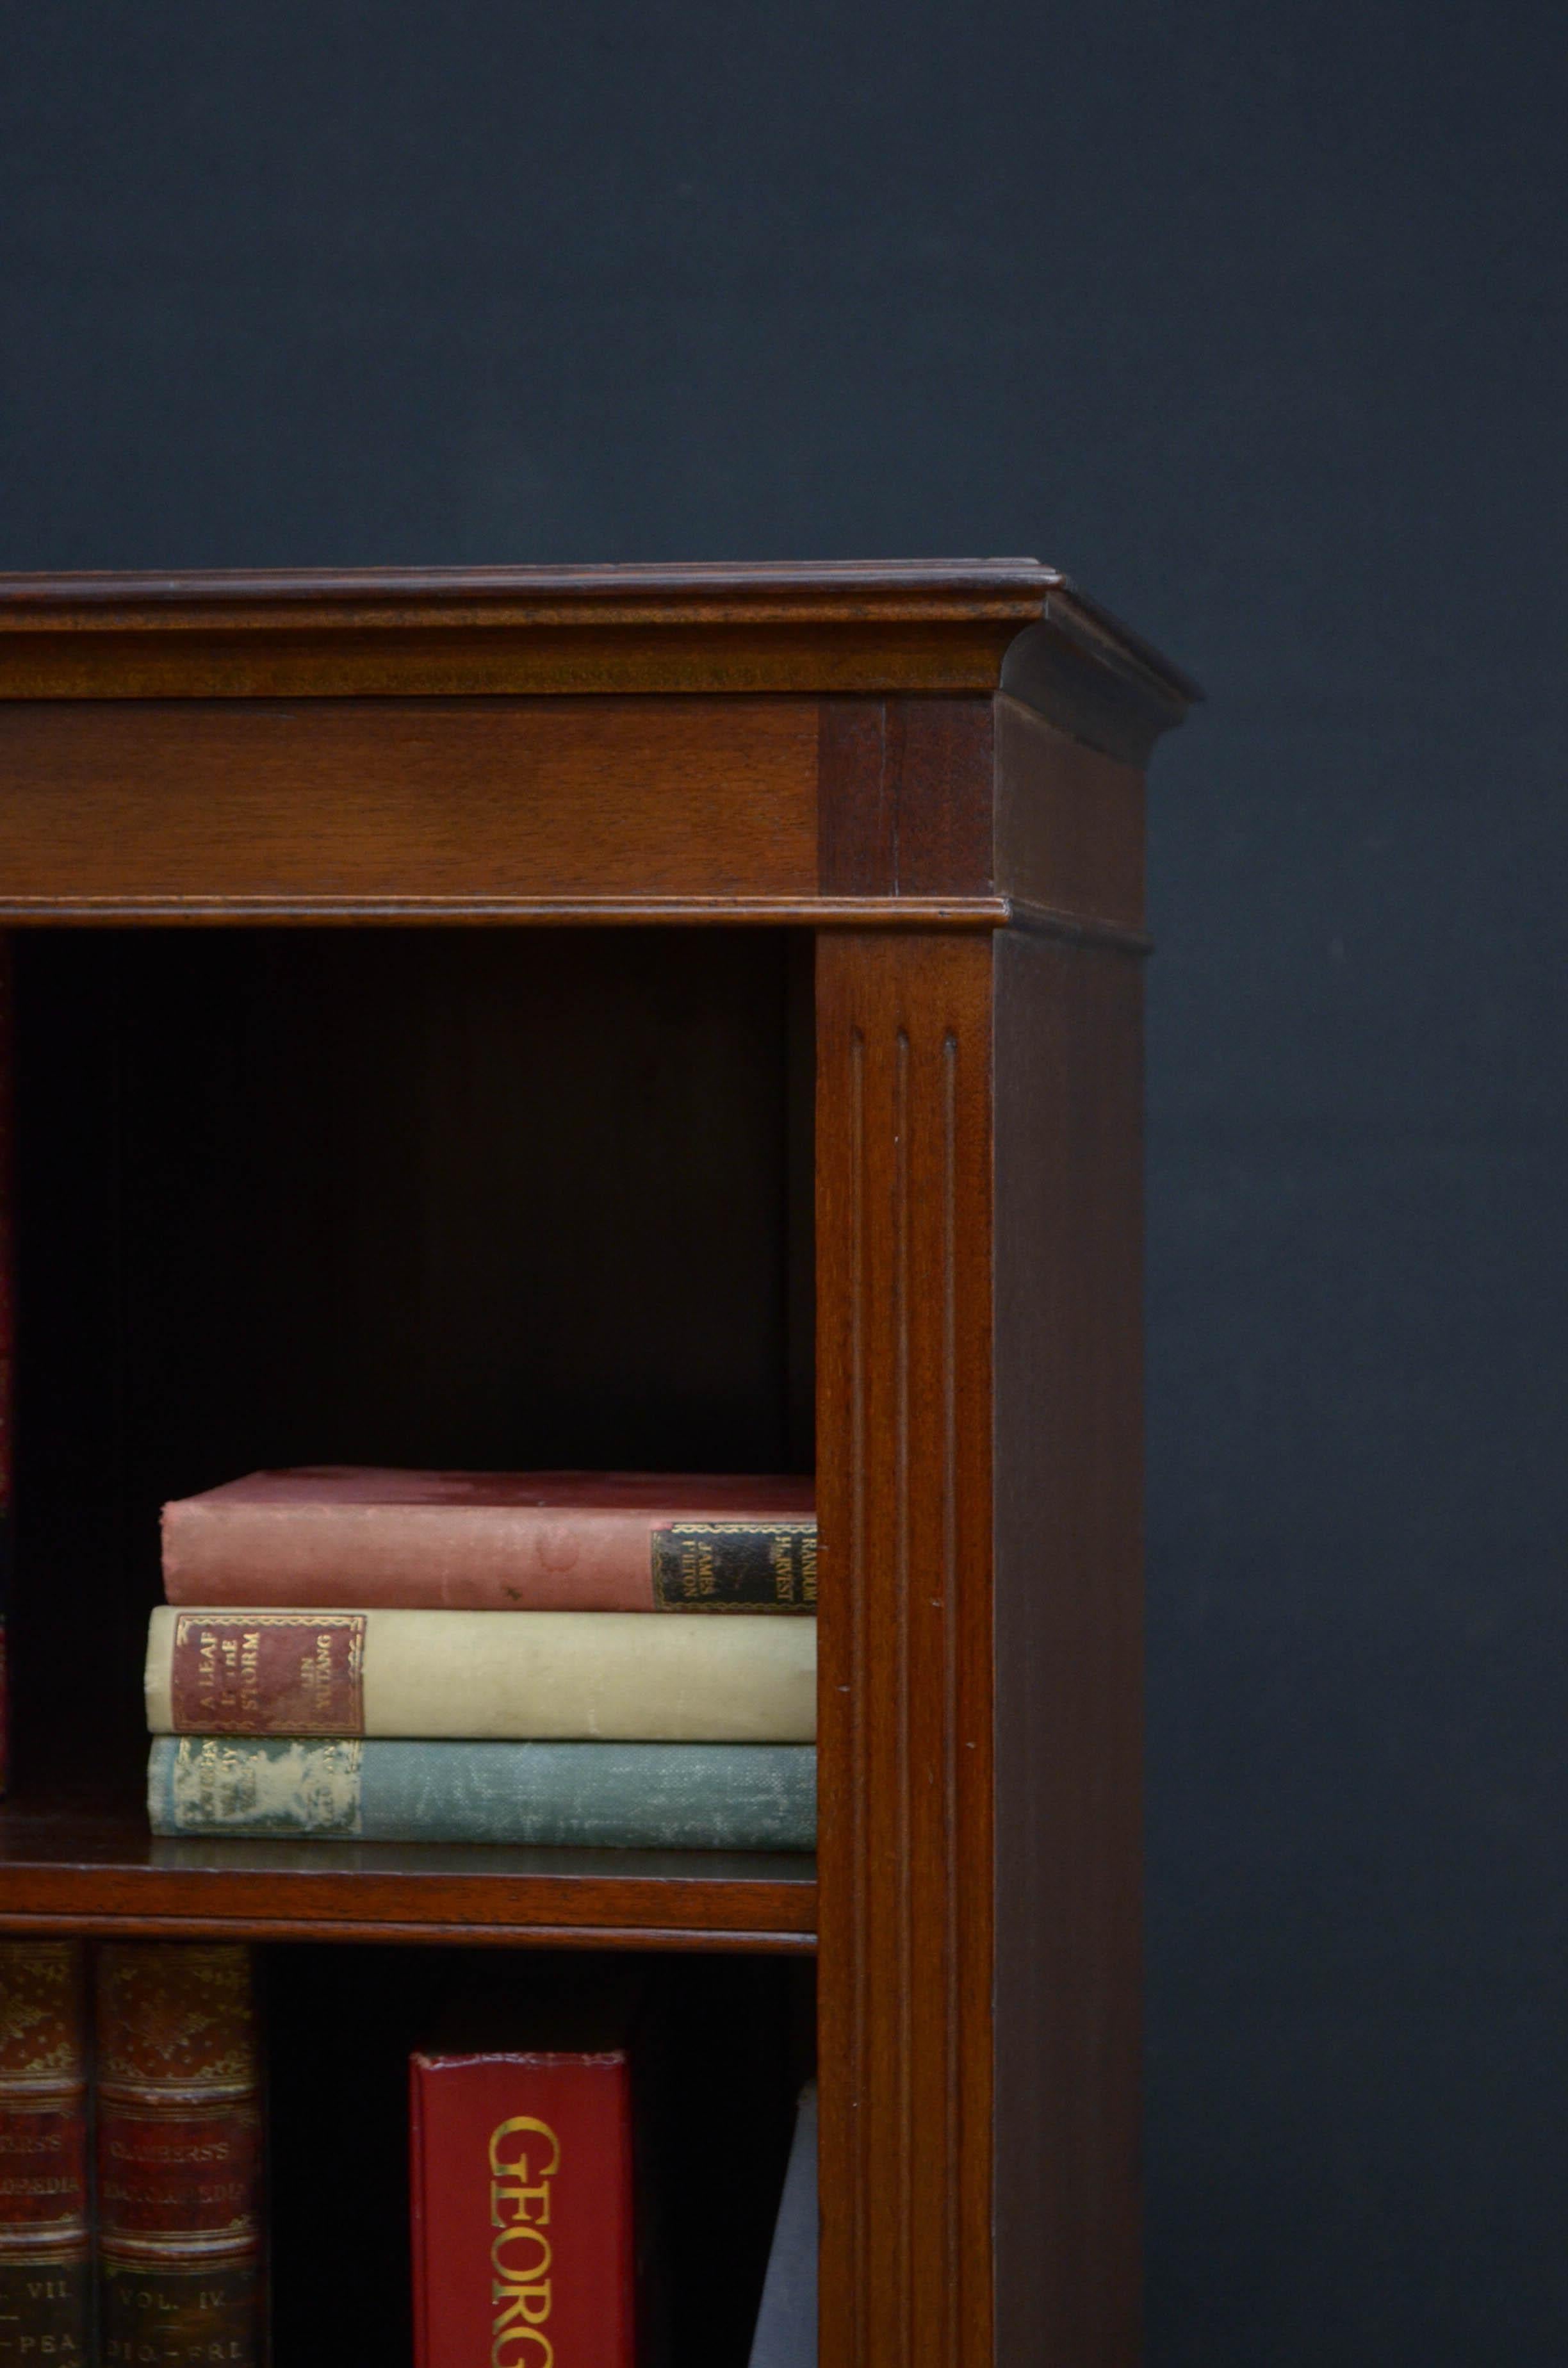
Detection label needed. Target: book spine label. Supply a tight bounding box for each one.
[96,1945,265,2368]
[166,1613,365,1736]
[97,2101,263,2246]
[0,1940,91,2368]
[650,1522,817,1609]
[152,1737,365,1837]
[148,1736,819,1849]
[0,2105,89,2230]
[411,2052,635,2368]
[147,1607,817,1743]
[101,2257,265,2368]
[0,2251,93,2368]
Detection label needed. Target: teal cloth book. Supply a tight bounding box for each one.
[148,1734,816,1850]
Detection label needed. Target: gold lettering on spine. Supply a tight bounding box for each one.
[488,2119,559,2179]
[488,2119,558,2368]
[491,2228,550,2283]
[493,2335,553,2368]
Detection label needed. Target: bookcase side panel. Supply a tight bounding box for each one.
[992,693,1145,937]
[993,926,1145,2368]
[815,931,995,2368]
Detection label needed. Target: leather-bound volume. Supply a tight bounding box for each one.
[411,2043,637,2368]
[96,1943,265,2368]
[161,1468,817,1612]
[0,1940,91,2368]
[100,2257,264,2368]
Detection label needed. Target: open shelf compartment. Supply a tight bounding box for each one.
[1,924,816,1938]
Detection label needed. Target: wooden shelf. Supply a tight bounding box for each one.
[0,1801,816,1952]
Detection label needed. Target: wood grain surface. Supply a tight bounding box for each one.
[815,698,993,898]
[816,932,996,2368]
[0,697,819,905]
[0,1805,815,1948]
[0,557,1063,618]
[0,562,1200,715]
[884,700,995,896]
[817,700,893,893]
[0,895,1011,928]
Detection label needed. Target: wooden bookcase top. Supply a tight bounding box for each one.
[0,557,1198,724]
[0,560,1195,928]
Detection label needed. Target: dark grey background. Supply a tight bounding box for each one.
[3,4,1564,2360]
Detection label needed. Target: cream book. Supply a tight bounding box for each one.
[143,1605,816,1743]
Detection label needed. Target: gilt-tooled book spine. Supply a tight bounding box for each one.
[147,1736,817,1849]
[143,1607,817,1743]
[95,1943,266,2368]
[0,1940,92,2368]
[0,941,14,1797]
[160,1468,817,1612]
[411,2048,635,2368]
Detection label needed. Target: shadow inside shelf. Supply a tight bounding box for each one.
[147,1834,817,1882]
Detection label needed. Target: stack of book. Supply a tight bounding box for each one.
[145,1468,818,1850]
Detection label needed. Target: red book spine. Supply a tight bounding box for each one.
[0,1939,91,2368]
[95,1943,266,2368]
[410,2050,636,2368]
[161,1470,817,1612]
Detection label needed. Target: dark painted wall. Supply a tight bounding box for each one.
[3,4,1564,2359]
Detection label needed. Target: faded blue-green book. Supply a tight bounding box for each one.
[147,1734,815,1850]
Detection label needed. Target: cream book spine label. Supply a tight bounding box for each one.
[159,1737,365,1836]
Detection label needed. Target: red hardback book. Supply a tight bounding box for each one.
[162,1468,816,1612]
[410,2046,637,2368]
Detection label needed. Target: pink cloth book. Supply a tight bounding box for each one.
[161,1467,817,1612]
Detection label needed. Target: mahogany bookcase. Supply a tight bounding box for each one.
[0,562,1194,2367]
